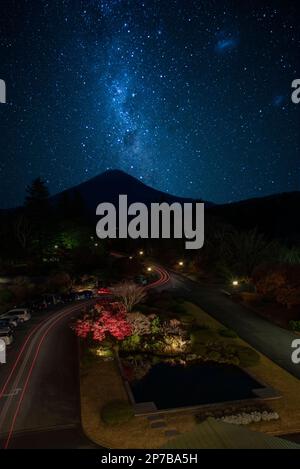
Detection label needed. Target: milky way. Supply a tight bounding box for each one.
[0,0,299,207]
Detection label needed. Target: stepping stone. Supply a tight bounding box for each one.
[165,430,180,437]
[133,402,157,414]
[150,421,167,429]
[147,414,165,421]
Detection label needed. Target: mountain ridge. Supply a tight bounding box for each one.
[51,169,201,213]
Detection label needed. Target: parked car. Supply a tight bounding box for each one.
[42,294,63,307]
[97,287,112,296]
[0,308,31,323]
[0,328,13,345]
[78,290,94,299]
[0,314,22,327]
[28,297,48,312]
[61,291,80,302]
[0,319,16,332]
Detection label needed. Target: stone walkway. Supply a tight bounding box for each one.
[147,414,181,439]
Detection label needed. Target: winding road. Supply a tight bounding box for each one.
[0,266,170,449]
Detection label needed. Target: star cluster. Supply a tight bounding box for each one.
[0,0,299,207]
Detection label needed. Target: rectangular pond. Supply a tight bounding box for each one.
[126,361,264,410]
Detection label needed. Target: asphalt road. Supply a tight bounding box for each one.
[0,301,97,449]
[163,269,300,380]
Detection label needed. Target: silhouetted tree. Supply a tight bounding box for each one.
[24,178,51,254]
[14,213,32,251]
[25,177,50,222]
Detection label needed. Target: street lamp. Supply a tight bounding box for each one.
[232,280,239,286]
[139,250,144,256]
[147,266,152,272]
[178,261,184,267]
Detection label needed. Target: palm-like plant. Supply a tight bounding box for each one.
[221,228,276,278]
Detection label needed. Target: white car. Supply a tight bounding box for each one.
[1,308,31,323]
[0,328,13,345]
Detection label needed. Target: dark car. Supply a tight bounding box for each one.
[77,290,94,300]
[0,328,13,346]
[26,297,48,313]
[0,319,15,332]
[61,291,80,302]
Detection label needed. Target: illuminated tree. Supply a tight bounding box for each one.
[127,312,151,335]
[73,302,132,348]
[111,281,146,312]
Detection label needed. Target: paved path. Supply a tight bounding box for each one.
[163,269,300,380]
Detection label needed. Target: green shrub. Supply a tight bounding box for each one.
[150,316,160,334]
[207,350,222,361]
[289,320,300,332]
[218,328,238,339]
[235,346,260,367]
[121,334,141,352]
[0,288,14,304]
[101,400,134,425]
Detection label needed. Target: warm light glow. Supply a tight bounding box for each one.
[93,347,113,358]
[129,256,133,260]
[232,280,239,286]
[147,266,152,272]
[139,250,144,255]
[178,261,184,266]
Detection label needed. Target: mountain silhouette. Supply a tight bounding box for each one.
[50,169,300,239]
[51,169,201,215]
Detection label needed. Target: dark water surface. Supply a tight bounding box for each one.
[130,361,263,410]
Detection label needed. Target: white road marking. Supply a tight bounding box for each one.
[2,388,22,398]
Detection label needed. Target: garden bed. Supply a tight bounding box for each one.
[233,293,300,330]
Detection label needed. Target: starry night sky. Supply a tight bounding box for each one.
[0,0,299,208]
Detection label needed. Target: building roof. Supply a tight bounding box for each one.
[162,418,300,449]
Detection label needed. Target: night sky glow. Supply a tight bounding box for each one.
[0,0,299,207]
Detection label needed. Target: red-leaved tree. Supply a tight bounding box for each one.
[73,302,132,348]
